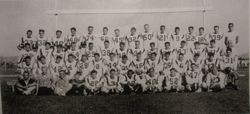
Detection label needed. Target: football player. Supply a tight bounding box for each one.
[112,29,127,49]
[52,30,65,47]
[117,55,132,76]
[15,71,38,95]
[101,69,120,94]
[116,42,129,60]
[197,27,209,49]
[118,70,136,94]
[37,29,50,48]
[50,56,66,79]
[165,68,183,92]
[77,54,93,78]
[126,27,141,48]
[104,52,118,73]
[185,63,203,92]
[130,52,146,75]
[85,70,104,95]
[65,54,78,79]
[65,42,80,61]
[67,72,85,95]
[160,42,175,59]
[184,26,197,48]
[171,27,184,49]
[140,24,155,50]
[91,53,105,78]
[129,40,145,60]
[205,40,220,58]
[145,68,164,93]
[100,40,114,60]
[53,70,72,96]
[145,52,160,72]
[65,27,81,49]
[208,25,225,49]
[190,41,205,58]
[99,27,111,48]
[157,25,170,49]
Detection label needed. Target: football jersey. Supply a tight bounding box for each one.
[184,33,197,48]
[37,62,50,75]
[77,60,92,75]
[157,32,170,49]
[116,48,129,59]
[52,50,65,60]
[84,48,100,61]
[92,59,104,74]
[160,48,174,59]
[204,58,219,70]
[208,33,225,48]
[225,31,238,47]
[134,73,146,85]
[65,49,80,60]
[105,75,119,87]
[40,48,53,59]
[100,46,114,60]
[196,34,208,49]
[22,36,36,46]
[50,60,66,75]
[190,48,205,58]
[205,46,220,58]
[37,37,49,47]
[86,75,103,88]
[171,34,184,48]
[126,34,141,48]
[145,74,159,86]
[140,31,155,49]
[207,72,225,85]
[112,35,127,47]
[52,37,65,47]
[105,58,118,70]
[186,69,202,84]
[120,74,136,84]
[188,58,203,70]
[65,60,77,77]
[145,58,160,70]
[146,48,160,59]
[117,61,131,75]
[132,59,145,72]
[174,59,188,73]
[221,55,236,69]
[176,47,189,57]
[129,46,145,59]
[21,62,34,74]
[65,35,81,47]
[166,73,181,87]
[161,58,173,72]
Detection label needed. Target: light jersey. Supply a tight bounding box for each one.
[157,32,170,49]
[38,73,52,88]
[77,60,92,75]
[171,34,184,48]
[65,35,81,47]
[105,75,119,87]
[50,60,66,75]
[221,55,236,69]
[176,47,189,57]
[134,73,146,85]
[209,33,225,48]
[188,58,203,70]
[129,46,145,59]
[65,60,77,76]
[121,74,136,84]
[132,59,145,72]
[86,76,103,88]
[105,58,118,70]
[207,72,225,85]
[66,49,80,60]
[174,59,188,73]
[184,33,197,48]
[116,48,129,59]
[117,61,131,75]
[52,37,65,46]
[100,46,114,60]
[91,59,104,74]
[225,31,238,47]
[21,62,34,74]
[40,48,53,59]
[190,48,205,58]
[146,48,160,59]
[37,37,49,47]
[22,36,36,46]
[166,73,181,87]
[85,33,96,42]
[19,50,36,61]
[196,34,208,49]
[145,58,160,70]
[112,35,127,49]
[84,48,99,61]
[145,73,162,86]
[37,62,50,75]
[161,58,173,73]
[204,58,219,70]
[126,34,141,48]
[205,46,220,58]
[140,31,155,49]
[99,34,111,47]
[186,69,202,84]
[52,50,65,60]
[160,48,174,59]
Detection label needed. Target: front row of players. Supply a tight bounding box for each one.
[15,52,239,96]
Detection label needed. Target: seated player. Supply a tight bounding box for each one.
[54,70,72,96]
[65,42,80,61]
[145,68,164,93]
[116,42,129,60]
[190,41,205,58]
[160,42,174,59]
[19,56,35,79]
[134,71,147,93]
[173,53,188,80]
[99,27,111,47]
[101,69,120,94]
[91,53,105,78]
[65,54,78,79]
[185,63,203,92]
[160,52,173,76]
[203,52,219,75]
[131,52,146,75]
[77,54,92,78]
[117,55,132,76]
[50,56,66,79]
[39,42,53,60]
[84,42,99,61]
[100,40,114,60]
[118,70,136,94]
[188,53,203,71]
[18,43,36,66]
[219,47,239,90]
[52,45,65,60]
[205,40,220,58]
[165,68,183,92]
[35,55,50,79]
[203,66,226,92]
[67,72,85,95]
[129,40,145,60]
[15,71,37,95]
[104,52,118,73]
[84,70,104,95]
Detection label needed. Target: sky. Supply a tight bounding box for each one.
[0,0,249,57]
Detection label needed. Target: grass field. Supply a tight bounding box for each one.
[1,69,249,114]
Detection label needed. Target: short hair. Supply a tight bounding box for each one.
[56,56,62,59]
[208,52,215,57]
[109,52,115,56]
[114,29,119,32]
[150,42,155,46]
[199,27,204,31]
[191,63,197,66]
[122,55,128,59]
[181,40,186,44]
[24,56,31,60]
[89,42,94,45]
[131,27,136,31]
[26,30,32,33]
[88,26,94,29]
[68,54,74,57]
[110,69,116,73]
[165,52,171,55]
[194,41,200,45]
[175,27,180,30]
[91,70,97,74]
[45,42,51,45]
[104,40,110,44]
[165,42,170,45]
[226,47,232,52]
[160,25,165,28]
[151,52,157,56]
[214,25,219,28]
[120,42,125,46]
[194,53,200,57]
[103,27,108,30]
[188,26,194,29]
[57,44,63,48]
[75,71,82,75]
[56,30,62,33]
[94,53,100,56]
[70,27,76,31]
[170,68,177,71]
[24,43,30,46]
[127,70,134,74]
[210,39,216,43]
[39,29,45,32]
[179,53,184,56]
[144,24,149,27]
[228,23,234,26]
[40,55,46,59]
[23,71,29,75]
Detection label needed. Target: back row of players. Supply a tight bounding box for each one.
[16,23,239,95]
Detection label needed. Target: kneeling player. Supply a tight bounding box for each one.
[165,68,183,92]
[134,72,147,93]
[145,68,164,93]
[203,66,226,92]
[185,63,203,92]
[15,71,37,95]
[54,70,72,96]
[84,70,104,95]
[101,69,119,94]
[118,70,136,94]
[67,72,85,95]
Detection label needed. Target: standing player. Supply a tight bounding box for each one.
[140,24,156,50]
[157,25,170,49]
[209,25,225,49]
[128,40,145,60]
[99,27,111,48]
[112,29,127,49]
[116,42,129,60]
[171,27,184,49]
[52,45,65,61]
[197,27,209,49]
[184,26,197,48]
[65,27,81,49]
[65,54,78,79]
[52,30,65,47]
[84,26,97,46]
[18,30,36,51]
[126,27,141,48]
[160,42,175,59]
[205,40,221,58]
[225,23,239,49]
[84,42,100,61]
[37,29,50,48]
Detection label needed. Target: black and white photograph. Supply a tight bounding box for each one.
[0,0,249,114]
